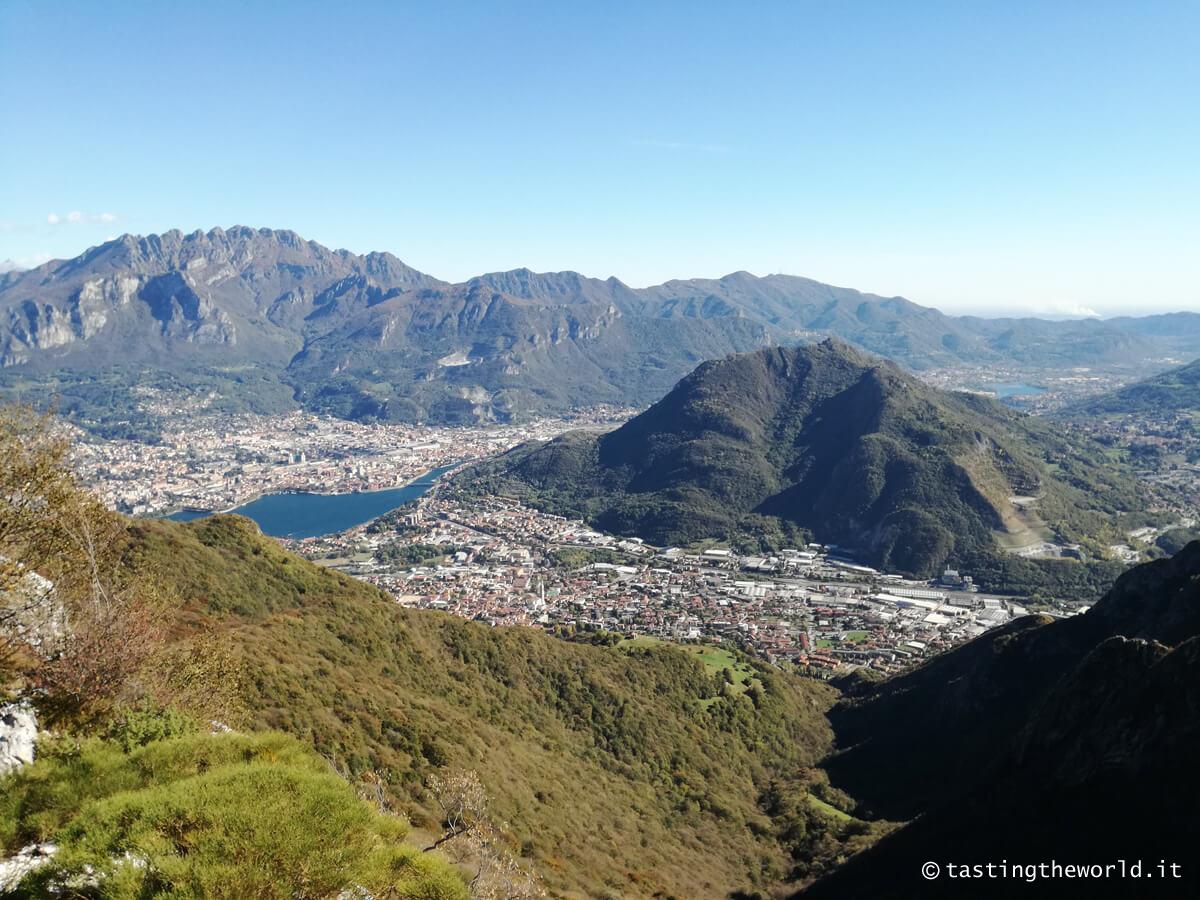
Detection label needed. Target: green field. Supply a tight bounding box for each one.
[816,631,870,649]
[807,793,853,821]
[619,638,763,707]
[619,634,666,649]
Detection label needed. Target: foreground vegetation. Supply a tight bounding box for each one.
[1,407,467,899]
[0,731,465,899]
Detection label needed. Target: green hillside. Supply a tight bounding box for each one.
[119,514,879,899]
[464,341,1145,591]
[0,406,885,899]
[1,731,465,899]
[1071,355,1200,416]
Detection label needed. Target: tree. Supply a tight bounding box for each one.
[0,404,241,727]
[0,405,112,670]
[425,768,544,900]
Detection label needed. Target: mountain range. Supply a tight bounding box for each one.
[465,340,1146,590]
[3,227,1197,427]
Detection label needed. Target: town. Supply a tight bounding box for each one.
[72,407,632,516]
[284,490,1050,677]
[919,362,1139,413]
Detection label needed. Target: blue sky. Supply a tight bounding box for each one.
[1,0,1197,316]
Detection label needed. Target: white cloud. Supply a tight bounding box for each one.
[46,210,118,226]
[1032,300,1102,319]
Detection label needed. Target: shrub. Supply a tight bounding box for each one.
[1,732,466,899]
[105,704,198,752]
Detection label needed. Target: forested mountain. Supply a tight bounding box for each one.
[802,541,1200,899]
[1069,355,1200,416]
[2,227,1195,427]
[465,341,1145,587]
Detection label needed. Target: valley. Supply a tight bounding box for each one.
[62,363,1192,682]
[5,394,1199,898]
[65,392,1054,678]
[71,406,629,518]
[5,7,1199,896]
[291,489,1042,678]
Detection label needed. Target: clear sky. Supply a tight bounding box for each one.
[1,0,1197,316]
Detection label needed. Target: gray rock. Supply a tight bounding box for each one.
[0,843,57,893]
[0,699,38,775]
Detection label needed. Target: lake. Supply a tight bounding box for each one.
[988,382,1047,399]
[165,463,458,538]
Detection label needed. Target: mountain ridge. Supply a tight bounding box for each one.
[1068,355,1200,416]
[802,541,1200,899]
[4,227,1198,427]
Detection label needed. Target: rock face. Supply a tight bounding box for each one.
[1,567,62,652]
[0,700,37,775]
[0,228,772,423]
[3,227,1195,424]
[0,227,441,370]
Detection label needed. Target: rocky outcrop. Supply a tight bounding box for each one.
[1,565,62,652]
[0,843,57,893]
[0,699,37,775]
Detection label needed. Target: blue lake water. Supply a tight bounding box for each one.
[165,463,457,538]
[988,382,1047,399]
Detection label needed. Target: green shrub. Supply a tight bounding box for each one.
[106,704,198,752]
[0,732,466,900]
